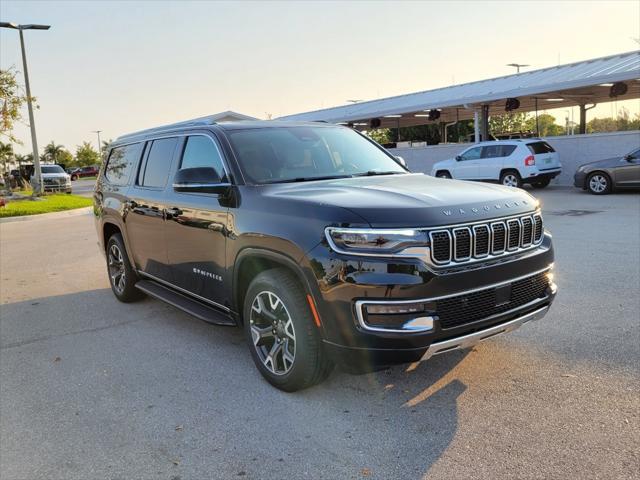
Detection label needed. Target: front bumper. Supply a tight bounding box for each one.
[574,170,587,188]
[306,233,556,367]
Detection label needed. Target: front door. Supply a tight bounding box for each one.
[615,149,640,187]
[164,134,229,307]
[125,137,180,281]
[454,146,482,179]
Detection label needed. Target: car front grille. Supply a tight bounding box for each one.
[436,270,550,329]
[429,213,543,266]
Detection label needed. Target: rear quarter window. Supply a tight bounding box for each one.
[527,141,555,154]
[105,143,143,185]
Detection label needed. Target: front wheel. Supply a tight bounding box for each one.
[500,170,522,188]
[244,268,332,391]
[436,171,452,179]
[587,172,611,195]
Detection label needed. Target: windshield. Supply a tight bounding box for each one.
[227,126,406,184]
[41,165,65,174]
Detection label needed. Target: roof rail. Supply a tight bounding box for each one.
[116,115,218,141]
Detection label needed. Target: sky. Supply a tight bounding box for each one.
[1,0,639,154]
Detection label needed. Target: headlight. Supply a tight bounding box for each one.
[325,228,429,255]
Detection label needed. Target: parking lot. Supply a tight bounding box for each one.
[1,187,638,479]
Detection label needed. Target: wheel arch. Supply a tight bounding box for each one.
[233,248,316,326]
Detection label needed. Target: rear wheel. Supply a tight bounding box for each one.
[436,171,452,179]
[71,174,78,181]
[500,170,522,188]
[531,178,551,189]
[106,233,143,302]
[244,268,332,391]
[587,172,611,195]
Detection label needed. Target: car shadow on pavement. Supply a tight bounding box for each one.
[1,288,468,479]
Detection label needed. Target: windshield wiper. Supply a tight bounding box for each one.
[263,174,354,184]
[352,170,405,177]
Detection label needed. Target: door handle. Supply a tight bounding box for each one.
[165,207,183,217]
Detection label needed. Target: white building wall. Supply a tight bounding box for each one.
[389,130,640,186]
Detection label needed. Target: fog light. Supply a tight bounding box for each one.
[366,302,431,315]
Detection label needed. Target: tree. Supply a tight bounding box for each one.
[74,142,101,167]
[44,141,65,163]
[489,112,529,135]
[365,128,392,145]
[0,142,13,173]
[0,67,36,144]
[525,113,565,136]
[14,153,27,166]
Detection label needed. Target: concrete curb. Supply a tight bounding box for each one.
[0,206,93,224]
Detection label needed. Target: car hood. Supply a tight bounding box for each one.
[262,173,539,227]
[579,157,626,170]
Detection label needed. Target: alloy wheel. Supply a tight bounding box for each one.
[589,174,608,193]
[108,244,126,294]
[250,291,296,376]
[502,174,519,187]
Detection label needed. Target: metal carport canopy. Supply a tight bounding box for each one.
[278,50,640,129]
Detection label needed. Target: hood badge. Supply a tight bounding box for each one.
[442,199,526,216]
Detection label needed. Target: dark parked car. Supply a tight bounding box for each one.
[70,166,99,180]
[94,119,557,391]
[574,147,640,194]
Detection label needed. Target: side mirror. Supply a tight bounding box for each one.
[455,155,462,161]
[624,154,635,162]
[395,155,407,168]
[173,167,230,194]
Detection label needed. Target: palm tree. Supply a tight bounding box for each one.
[44,141,65,164]
[0,142,14,173]
[14,154,26,167]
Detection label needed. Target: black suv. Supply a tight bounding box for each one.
[94,118,557,391]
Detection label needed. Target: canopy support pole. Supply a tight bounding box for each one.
[474,111,480,143]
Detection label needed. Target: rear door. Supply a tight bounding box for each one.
[453,146,482,179]
[526,141,560,170]
[164,133,229,307]
[125,137,180,281]
[478,144,513,179]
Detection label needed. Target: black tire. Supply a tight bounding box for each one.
[531,178,551,189]
[243,268,333,391]
[106,233,143,302]
[500,170,522,188]
[71,175,78,181]
[436,171,452,179]
[586,172,611,195]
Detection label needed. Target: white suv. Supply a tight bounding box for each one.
[431,139,562,188]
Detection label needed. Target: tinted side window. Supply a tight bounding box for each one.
[139,138,178,188]
[461,146,482,160]
[527,141,555,154]
[105,143,143,185]
[180,136,227,181]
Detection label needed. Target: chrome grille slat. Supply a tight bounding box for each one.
[453,227,472,261]
[429,213,544,267]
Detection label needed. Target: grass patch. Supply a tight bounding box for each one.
[0,194,92,218]
[73,176,97,181]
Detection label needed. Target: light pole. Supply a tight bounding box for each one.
[0,22,50,195]
[92,130,102,158]
[506,63,529,73]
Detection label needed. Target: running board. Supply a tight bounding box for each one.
[135,280,235,326]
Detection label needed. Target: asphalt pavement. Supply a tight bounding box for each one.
[0,187,638,479]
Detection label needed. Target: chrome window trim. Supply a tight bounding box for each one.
[490,221,507,254]
[137,271,230,312]
[355,266,553,334]
[429,230,452,264]
[472,224,491,258]
[452,227,472,261]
